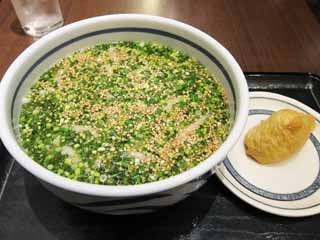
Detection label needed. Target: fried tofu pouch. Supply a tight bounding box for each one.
[244,109,316,164]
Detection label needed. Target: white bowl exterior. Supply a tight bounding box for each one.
[0,14,248,198]
[39,175,208,214]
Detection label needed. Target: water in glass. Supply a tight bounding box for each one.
[11,0,63,37]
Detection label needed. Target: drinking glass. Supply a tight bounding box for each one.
[11,0,64,38]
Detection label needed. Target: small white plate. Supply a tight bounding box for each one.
[216,91,320,217]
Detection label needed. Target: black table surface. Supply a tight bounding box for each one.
[1,73,320,240]
[1,163,319,240]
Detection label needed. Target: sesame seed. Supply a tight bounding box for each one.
[19,41,230,185]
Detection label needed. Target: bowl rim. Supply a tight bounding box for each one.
[0,14,249,197]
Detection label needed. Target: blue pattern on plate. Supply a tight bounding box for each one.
[224,108,320,201]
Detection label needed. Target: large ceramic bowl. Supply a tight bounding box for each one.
[0,14,248,214]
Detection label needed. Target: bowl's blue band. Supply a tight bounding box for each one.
[11,27,237,123]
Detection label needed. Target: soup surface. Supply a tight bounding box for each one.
[19,41,230,185]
